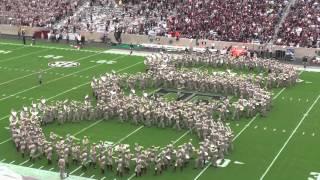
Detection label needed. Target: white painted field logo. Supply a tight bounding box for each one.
[48,61,80,68]
[309,172,320,180]
[91,60,117,64]
[39,55,64,59]
[0,50,11,54]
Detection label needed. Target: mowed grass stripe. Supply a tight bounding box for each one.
[0,48,49,63]
[0,47,103,87]
[0,53,125,101]
[0,48,90,85]
[0,41,105,54]
[0,61,142,127]
[0,45,41,60]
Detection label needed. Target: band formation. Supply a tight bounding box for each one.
[9,52,298,178]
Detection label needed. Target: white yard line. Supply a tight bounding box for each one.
[19,159,29,166]
[194,85,288,180]
[0,61,143,123]
[0,60,143,147]
[0,42,101,54]
[0,137,11,144]
[0,44,109,88]
[232,115,258,141]
[194,163,212,180]
[128,173,136,180]
[272,88,286,100]
[259,94,320,180]
[89,175,95,178]
[49,167,54,171]
[73,119,103,136]
[299,70,304,75]
[70,166,82,175]
[0,49,48,64]
[173,128,193,145]
[0,65,97,101]
[9,160,15,164]
[39,166,44,169]
[1,158,6,162]
[101,177,106,180]
[114,126,144,145]
[0,54,126,102]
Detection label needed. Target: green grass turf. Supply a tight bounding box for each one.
[0,41,320,180]
[163,92,179,101]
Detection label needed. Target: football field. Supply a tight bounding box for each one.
[0,40,320,180]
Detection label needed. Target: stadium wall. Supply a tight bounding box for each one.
[0,25,318,59]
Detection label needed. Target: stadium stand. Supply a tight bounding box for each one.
[0,0,82,27]
[276,0,320,48]
[0,0,318,48]
[166,0,288,43]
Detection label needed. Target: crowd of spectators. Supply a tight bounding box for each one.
[276,0,320,48]
[166,0,287,44]
[0,0,81,27]
[55,0,170,36]
[0,0,319,48]
[56,0,287,44]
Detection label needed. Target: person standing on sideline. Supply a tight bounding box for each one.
[38,70,43,85]
[130,43,134,55]
[58,156,66,179]
[22,29,26,45]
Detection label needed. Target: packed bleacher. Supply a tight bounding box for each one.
[0,0,81,27]
[166,0,288,43]
[56,0,169,35]
[276,0,320,48]
[0,0,319,48]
